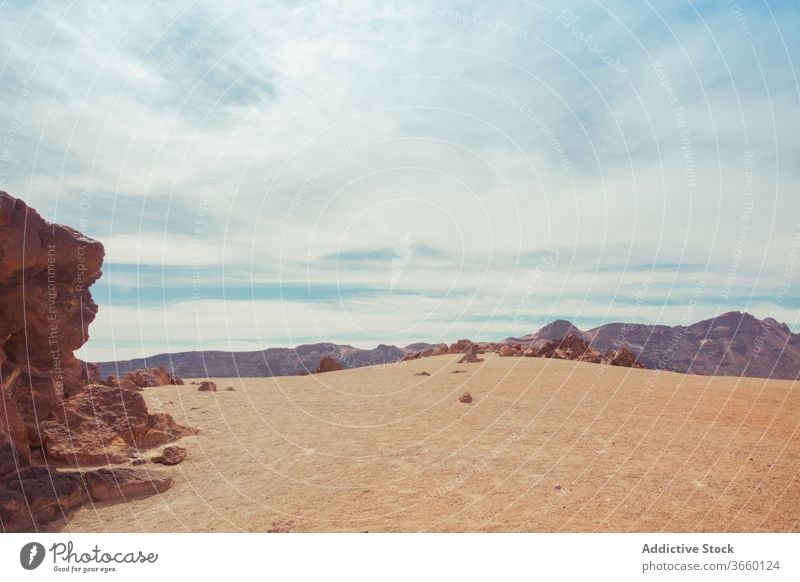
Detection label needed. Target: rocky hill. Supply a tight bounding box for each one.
[503,311,800,380]
[96,342,407,378]
[96,312,799,380]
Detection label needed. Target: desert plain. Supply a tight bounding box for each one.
[58,353,800,533]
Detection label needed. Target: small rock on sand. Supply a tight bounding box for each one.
[153,445,187,466]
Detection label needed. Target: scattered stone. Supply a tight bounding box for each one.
[414,372,431,376]
[450,370,468,374]
[267,519,295,533]
[197,381,217,392]
[225,386,236,391]
[554,484,562,491]
[459,392,473,404]
[152,445,186,466]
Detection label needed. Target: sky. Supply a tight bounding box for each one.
[1,0,798,361]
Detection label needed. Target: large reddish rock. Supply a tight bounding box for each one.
[448,339,474,354]
[0,191,198,532]
[118,367,183,388]
[40,385,197,465]
[602,348,644,368]
[498,344,522,357]
[314,356,342,373]
[457,342,484,364]
[1,191,104,470]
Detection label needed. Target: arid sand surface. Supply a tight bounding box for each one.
[64,355,799,532]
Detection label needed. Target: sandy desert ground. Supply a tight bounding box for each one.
[61,354,799,532]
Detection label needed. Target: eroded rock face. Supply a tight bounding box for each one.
[0,191,197,532]
[40,385,197,465]
[1,191,104,469]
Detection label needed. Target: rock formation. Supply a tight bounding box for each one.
[314,356,343,373]
[40,385,196,464]
[498,344,522,357]
[104,367,184,389]
[0,191,196,532]
[503,312,798,379]
[1,191,104,470]
[457,342,484,364]
[197,380,217,392]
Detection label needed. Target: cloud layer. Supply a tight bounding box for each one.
[1,1,798,359]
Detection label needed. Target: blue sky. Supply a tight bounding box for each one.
[1,1,798,360]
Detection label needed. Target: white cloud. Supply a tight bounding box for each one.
[2,0,798,358]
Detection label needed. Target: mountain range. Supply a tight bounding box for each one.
[95,311,800,381]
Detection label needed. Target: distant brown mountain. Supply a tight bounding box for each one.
[96,311,800,381]
[506,319,591,346]
[503,311,800,380]
[96,343,407,379]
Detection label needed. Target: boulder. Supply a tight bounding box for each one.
[152,445,186,466]
[498,344,521,357]
[457,342,483,363]
[0,190,104,407]
[458,392,473,404]
[314,357,342,373]
[1,191,104,474]
[602,348,644,368]
[40,385,197,465]
[197,381,217,392]
[121,367,183,388]
[448,339,474,354]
